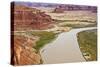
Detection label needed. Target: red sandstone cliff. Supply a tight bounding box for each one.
[13,5,54,31]
[11,35,41,65]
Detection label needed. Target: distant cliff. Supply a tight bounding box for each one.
[53,5,97,13]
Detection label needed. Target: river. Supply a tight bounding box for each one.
[40,27,97,64]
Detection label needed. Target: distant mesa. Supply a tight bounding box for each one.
[14,2,97,13]
[52,5,97,13]
[53,6,65,13]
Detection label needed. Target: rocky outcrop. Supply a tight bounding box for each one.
[11,35,41,65]
[13,5,54,31]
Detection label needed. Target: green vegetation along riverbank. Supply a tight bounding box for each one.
[31,31,57,50]
[77,29,97,61]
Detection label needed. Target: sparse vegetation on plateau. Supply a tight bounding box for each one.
[77,29,97,61]
[60,23,97,28]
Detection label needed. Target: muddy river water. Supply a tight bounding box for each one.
[40,27,97,64]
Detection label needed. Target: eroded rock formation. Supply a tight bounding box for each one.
[13,5,54,31]
[11,35,41,65]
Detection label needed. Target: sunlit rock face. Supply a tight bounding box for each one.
[12,5,54,31]
[11,35,41,65]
